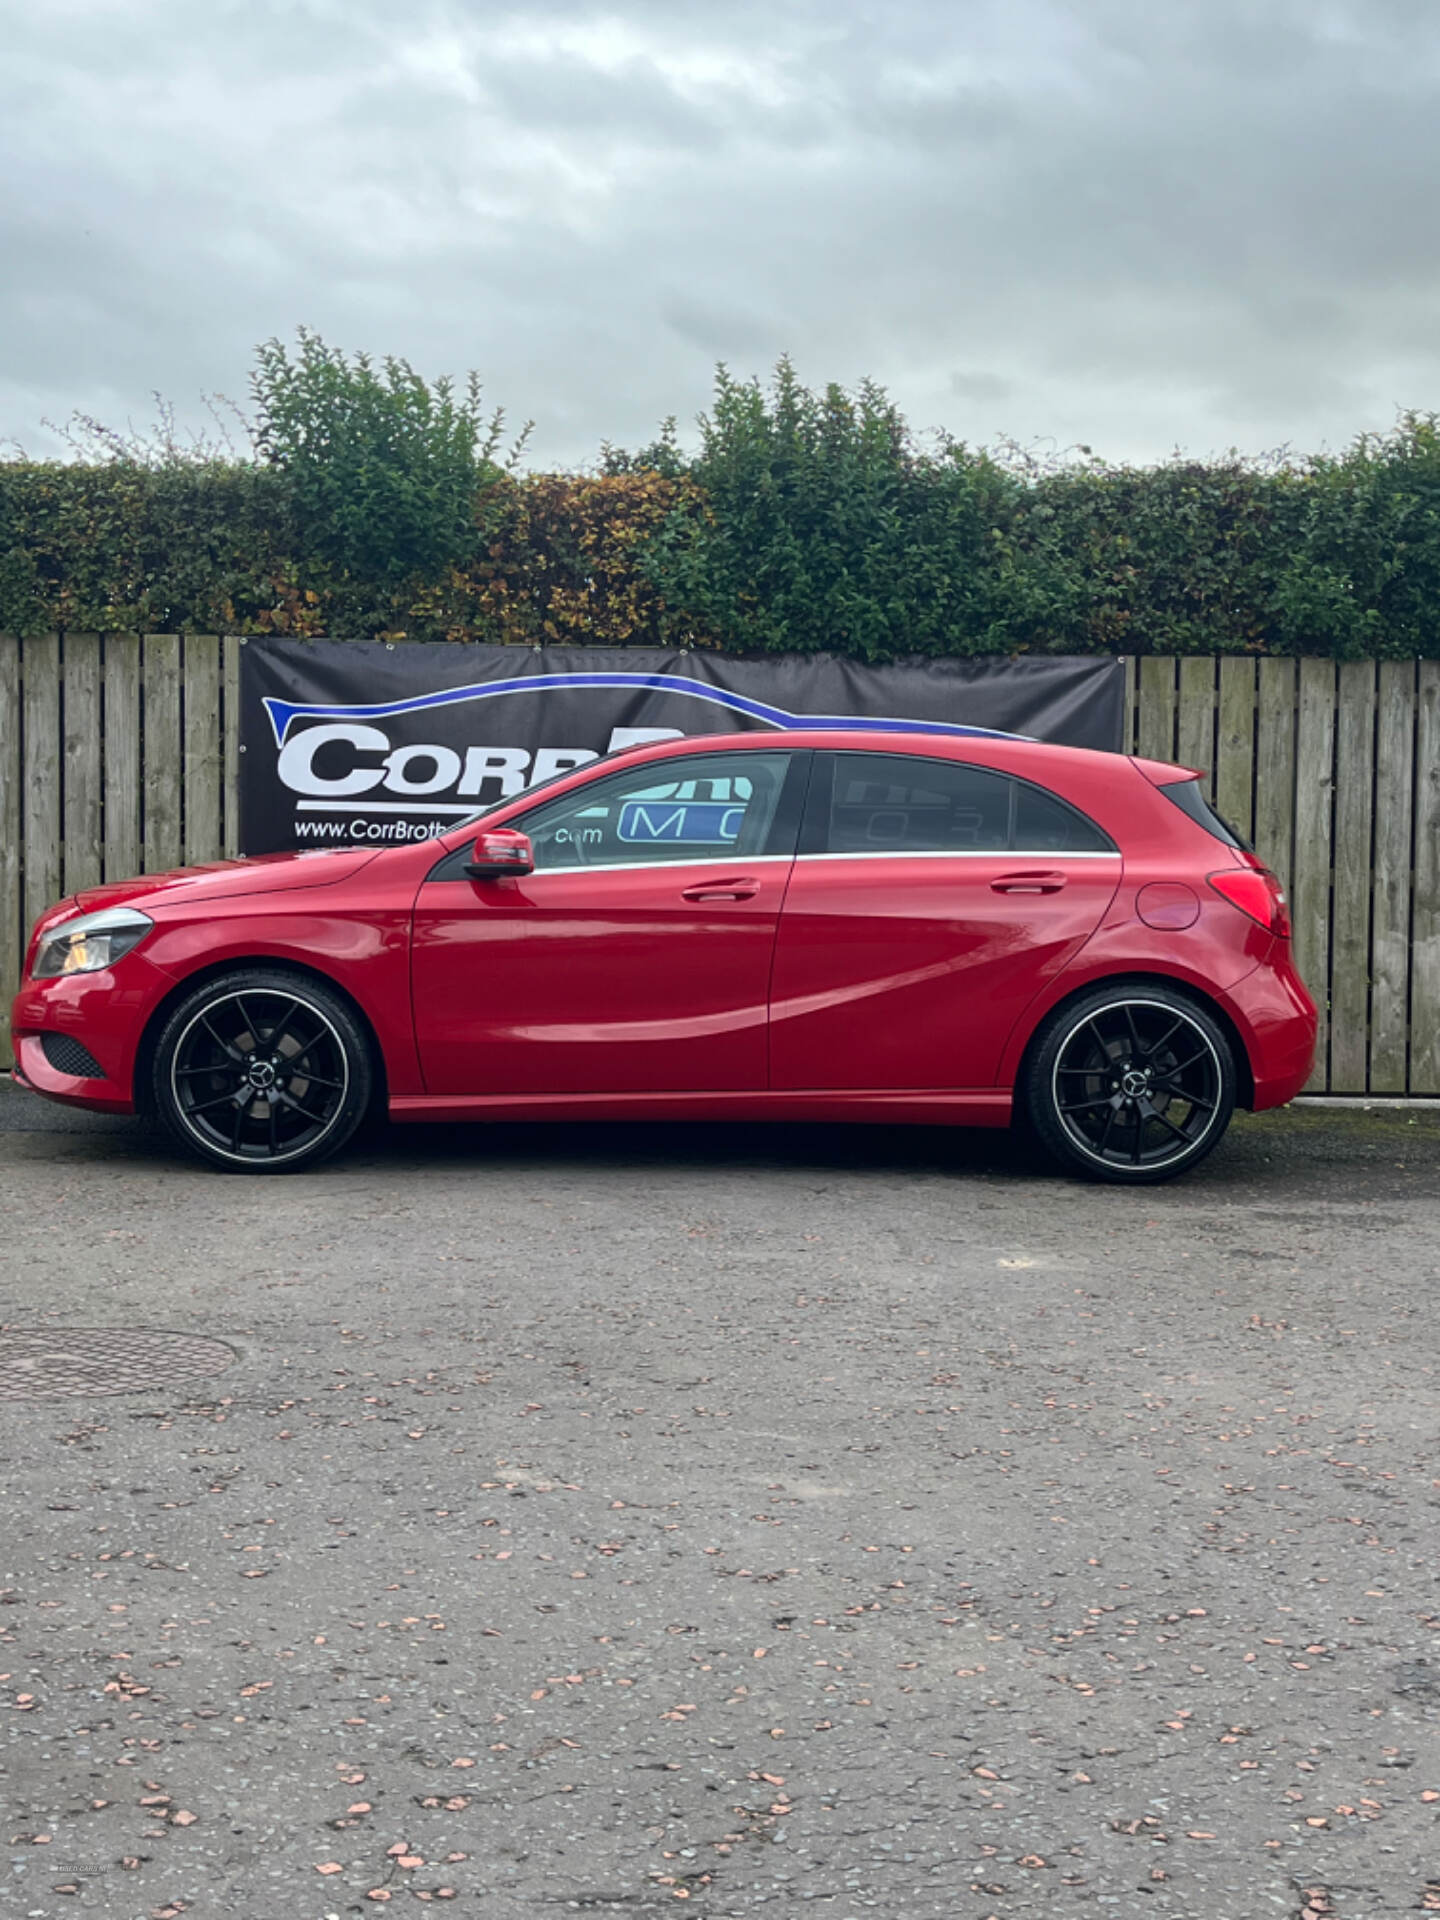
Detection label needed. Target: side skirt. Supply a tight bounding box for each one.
[388,1089,1013,1127]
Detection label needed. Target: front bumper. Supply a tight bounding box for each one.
[11,1037,135,1114]
[9,956,176,1115]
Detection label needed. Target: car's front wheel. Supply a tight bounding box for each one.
[1023,985,1237,1184]
[151,969,373,1173]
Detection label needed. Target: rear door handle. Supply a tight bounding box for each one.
[991,870,1066,894]
[682,877,759,902]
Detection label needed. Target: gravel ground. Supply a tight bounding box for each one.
[0,1079,1437,1920]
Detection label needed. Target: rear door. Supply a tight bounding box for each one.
[769,751,1121,1091]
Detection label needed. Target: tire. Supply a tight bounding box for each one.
[1023,984,1236,1185]
[150,969,373,1174]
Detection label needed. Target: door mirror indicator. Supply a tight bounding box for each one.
[464,829,534,879]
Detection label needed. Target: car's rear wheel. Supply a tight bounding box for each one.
[151,970,373,1173]
[1024,985,1236,1184]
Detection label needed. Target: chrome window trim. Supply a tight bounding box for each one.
[524,853,798,879]
[517,848,1120,878]
[795,848,1122,863]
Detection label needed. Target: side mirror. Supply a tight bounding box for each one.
[464,828,534,880]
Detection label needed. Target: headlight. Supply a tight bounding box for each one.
[32,908,153,979]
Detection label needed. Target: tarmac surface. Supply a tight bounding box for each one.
[1,1078,1437,1919]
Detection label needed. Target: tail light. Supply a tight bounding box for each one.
[1207,867,1291,937]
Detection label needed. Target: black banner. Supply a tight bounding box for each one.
[239,640,1125,854]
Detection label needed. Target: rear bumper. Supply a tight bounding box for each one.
[1221,943,1317,1110]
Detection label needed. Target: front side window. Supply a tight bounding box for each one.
[518,751,795,871]
[820,753,1114,855]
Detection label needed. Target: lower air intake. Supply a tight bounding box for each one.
[40,1032,105,1079]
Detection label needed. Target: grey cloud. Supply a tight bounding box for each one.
[3,0,1440,466]
[949,371,1014,405]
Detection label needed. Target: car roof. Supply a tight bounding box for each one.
[615,727,1143,779]
[436,725,1189,856]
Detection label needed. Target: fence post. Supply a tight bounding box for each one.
[223,636,242,858]
[1136,656,1176,762]
[143,634,182,874]
[22,634,61,935]
[104,634,141,881]
[183,635,223,865]
[1214,657,1257,843]
[1176,658,1217,793]
[1412,661,1440,1093]
[1370,661,1415,1093]
[1293,659,1337,1092]
[0,637,20,1050]
[1329,660,1377,1093]
[1253,657,1297,896]
[62,632,103,896]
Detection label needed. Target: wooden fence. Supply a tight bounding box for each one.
[0,635,245,1050]
[1,634,1437,1094]
[1125,655,1440,1096]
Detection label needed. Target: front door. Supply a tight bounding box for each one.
[412,749,805,1094]
[770,751,1122,1091]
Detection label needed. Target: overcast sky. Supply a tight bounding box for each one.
[3,0,1439,468]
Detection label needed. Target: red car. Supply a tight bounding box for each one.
[10,730,1315,1183]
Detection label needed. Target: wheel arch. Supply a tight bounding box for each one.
[1010,971,1255,1117]
[132,956,389,1117]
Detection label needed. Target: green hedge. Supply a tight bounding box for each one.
[5,348,1440,659]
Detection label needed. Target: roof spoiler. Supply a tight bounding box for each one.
[1130,755,1207,787]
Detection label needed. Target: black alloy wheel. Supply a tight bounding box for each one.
[1025,987,1236,1184]
[151,970,373,1173]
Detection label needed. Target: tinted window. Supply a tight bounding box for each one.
[822,753,1113,854]
[828,756,1011,852]
[1012,780,1114,853]
[1159,776,1251,851]
[518,751,794,871]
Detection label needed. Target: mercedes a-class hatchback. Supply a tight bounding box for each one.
[12,730,1315,1182]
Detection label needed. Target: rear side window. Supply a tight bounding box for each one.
[819,753,1114,855]
[1159,776,1252,851]
[1012,780,1114,853]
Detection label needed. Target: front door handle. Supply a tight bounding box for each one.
[991,870,1066,894]
[682,877,759,902]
